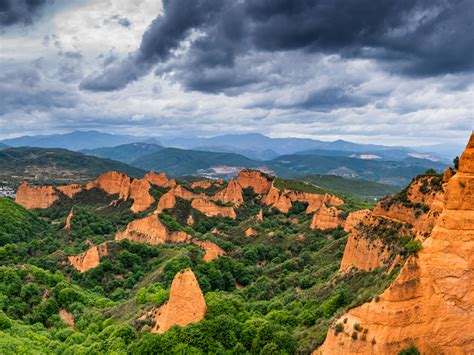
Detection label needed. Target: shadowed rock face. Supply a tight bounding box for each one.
[237,169,273,194]
[316,132,474,355]
[149,269,207,333]
[191,198,237,219]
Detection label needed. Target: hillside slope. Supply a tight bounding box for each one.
[81,142,164,163]
[0,147,145,185]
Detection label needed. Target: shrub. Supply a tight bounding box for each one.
[353,323,362,332]
[406,240,423,254]
[334,323,344,335]
[351,331,358,340]
[399,345,421,355]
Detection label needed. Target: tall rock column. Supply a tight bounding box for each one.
[315,132,474,354]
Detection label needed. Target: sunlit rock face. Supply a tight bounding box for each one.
[237,169,273,194]
[191,198,237,219]
[147,269,207,333]
[15,182,59,209]
[67,243,109,273]
[316,132,474,355]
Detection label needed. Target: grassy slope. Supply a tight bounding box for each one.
[295,174,400,200]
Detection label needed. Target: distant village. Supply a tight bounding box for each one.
[0,183,15,198]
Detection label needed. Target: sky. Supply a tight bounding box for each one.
[0,0,473,146]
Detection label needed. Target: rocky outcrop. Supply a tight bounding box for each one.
[213,178,244,206]
[257,209,264,222]
[143,172,176,188]
[245,228,258,237]
[148,269,206,333]
[191,180,213,189]
[316,132,474,354]
[129,178,155,213]
[263,185,293,213]
[173,185,206,201]
[16,182,60,209]
[310,204,343,230]
[64,208,74,230]
[86,171,131,200]
[237,169,273,194]
[344,209,372,232]
[68,242,109,272]
[156,190,177,213]
[192,240,225,262]
[373,175,444,235]
[116,214,191,245]
[56,184,83,198]
[191,198,237,219]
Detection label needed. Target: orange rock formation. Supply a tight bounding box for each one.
[237,169,273,194]
[193,240,225,262]
[59,309,75,330]
[86,171,131,199]
[56,184,83,198]
[64,208,74,230]
[129,178,155,213]
[343,209,372,232]
[257,209,264,222]
[213,178,244,206]
[156,189,177,213]
[116,214,191,245]
[68,243,109,272]
[310,204,343,230]
[191,198,237,219]
[16,182,60,209]
[245,228,258,237]
[316,132,474,354]
[149,269,207,333]
[144,172,176,187]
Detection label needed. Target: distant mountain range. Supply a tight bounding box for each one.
[0,130,454,186]
[1,130,459,162]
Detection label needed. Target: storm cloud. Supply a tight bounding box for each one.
[80,0,474,93]
[0,0,53,27]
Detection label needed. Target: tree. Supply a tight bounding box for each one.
[453,156,459,170]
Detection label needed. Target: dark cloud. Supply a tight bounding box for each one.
[79,0,474,94]
[0,0,53,27]
[110,14,131,28]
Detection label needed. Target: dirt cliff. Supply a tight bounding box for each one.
[191,198,237,219]
[316,132,474,354]
[143,172,176,188]
[192,240,225,262]
[16,182,60,209]
[263,185,293,213]
[237,169,273,194]
[116,214,191,245]
[344,209,372,232]
[86,171,131,200]
[67,242,109,272]
[213,178,244,206]
[148,269,207,333]
[56,184,83,198]
[173,185,207,201]
[156,189,177,213]
[129,178,155,213]
[64,208,74,230]
[310,204,343,230]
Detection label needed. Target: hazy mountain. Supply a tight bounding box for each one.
[1,130,152,151]
[412,142,465,161]
[0,143,8,150]
[130,148,262,177]
[81,142,164,163]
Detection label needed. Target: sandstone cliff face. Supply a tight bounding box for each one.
[192,240,225,262]
[68,242,109,272]
[262,185,293,213]
[316,132,474,354]
[310,204,343,230]
[86,171,131,200]
[16,182,60,209]
[144,172,175,187]
[191,198,237,219]
[149,269,206,333]
[173,185,206,201]
[237,169,273,194]
[213,178,244,206]
[372,175,444,235]
[116,214,191,245]
[156,190,177,213]
[129,179,155,213]
[344,209,372,232]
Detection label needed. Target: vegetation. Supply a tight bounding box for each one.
[0,172,412,354]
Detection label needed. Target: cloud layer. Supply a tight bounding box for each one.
[0,0,472,145]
